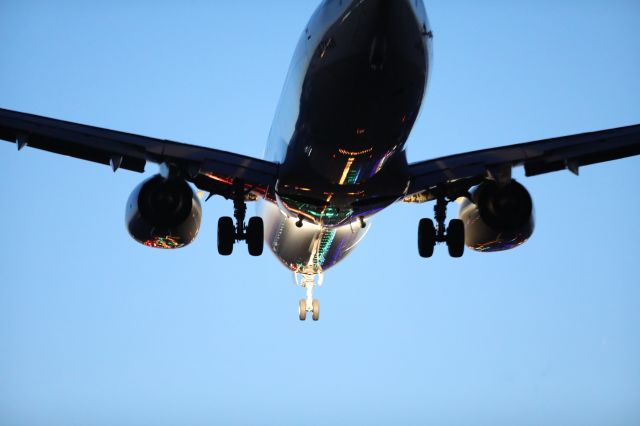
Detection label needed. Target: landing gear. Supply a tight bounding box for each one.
[418,196,465,258]
[298,299,320,321]
[216,179,264,256]
[295,273,322,321]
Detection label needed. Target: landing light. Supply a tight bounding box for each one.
[338,147,373,156]
[338,157,355,185]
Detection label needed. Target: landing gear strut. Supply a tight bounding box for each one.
[217,179,264,256]
[418,196,465,258]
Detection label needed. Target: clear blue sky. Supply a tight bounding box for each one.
[1,1,639,425]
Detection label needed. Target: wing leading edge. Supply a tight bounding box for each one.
[407,124,640,199]
[0,107,279,197]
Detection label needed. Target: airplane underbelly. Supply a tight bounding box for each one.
[280,0,429,187]
[261,201,369,274]
[259,0,432,271]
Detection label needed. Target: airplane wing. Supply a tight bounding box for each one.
[406,124,640,200]
[0,107,279,198]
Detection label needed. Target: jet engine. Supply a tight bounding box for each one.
[126,175,202,249]
[458,179,534,252]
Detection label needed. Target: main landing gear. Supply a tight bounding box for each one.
[418,196,465,258]
[217,179,264,256]
[295,273,322,321]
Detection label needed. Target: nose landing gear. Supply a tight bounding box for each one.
[418,196,465,258]
[295,273,322,321]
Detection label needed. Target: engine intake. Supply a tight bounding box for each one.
[458,179,534,252]
[126,175,202,249]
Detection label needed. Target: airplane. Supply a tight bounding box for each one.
[1,0,639,321]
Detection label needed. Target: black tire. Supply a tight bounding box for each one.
[446,219,465,258]
[217,216,235,256]
[246,216,264,256]
[418,218,436,258]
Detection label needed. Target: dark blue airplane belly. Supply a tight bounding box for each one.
[285,0,428,182]
[276,150,410,227]
[275,0,429,226]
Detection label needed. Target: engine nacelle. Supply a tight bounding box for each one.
[458,180,535,252]
[126,175,202,249]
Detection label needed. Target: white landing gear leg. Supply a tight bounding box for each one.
[295,273,322,321]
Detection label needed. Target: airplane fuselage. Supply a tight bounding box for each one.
[262,0,432,274]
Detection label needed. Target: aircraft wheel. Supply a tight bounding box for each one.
[418,218,436,258]
[217,216,235,256]
[312,299,320,321]
[246,216,264,256]
[446,219,465,258]
[298,299,307,321]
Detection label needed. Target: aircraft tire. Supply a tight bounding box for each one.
[217,216,235,256]
[418,218,436,258]
[299,299,307,321]
[312,299,320,321]
[247,216,264,256]
[446,219,465,258]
